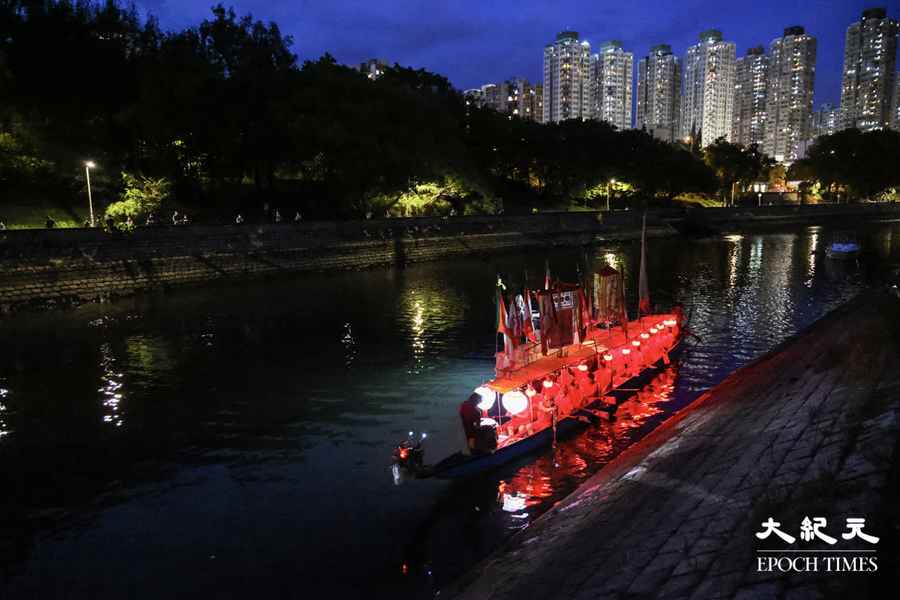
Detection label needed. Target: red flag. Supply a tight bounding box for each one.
[577,287,592,333]
[496,290,517,350]
[638,213,651,314]
[523,289,537,342]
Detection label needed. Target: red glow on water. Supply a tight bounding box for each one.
[497,366,678,517]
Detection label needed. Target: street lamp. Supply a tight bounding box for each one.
[753,182,767,207]
[607,178,616,211]
[85,161,96,227]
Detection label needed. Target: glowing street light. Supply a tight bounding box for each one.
[753,182,767,207]
[84,161,96,227]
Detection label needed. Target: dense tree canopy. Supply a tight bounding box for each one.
[703,138,772,203]
[1,0,722,223]
[789,129,900,201]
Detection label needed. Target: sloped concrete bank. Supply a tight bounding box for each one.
[448,289,900,600]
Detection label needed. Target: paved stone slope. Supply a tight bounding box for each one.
[450,290,900,600]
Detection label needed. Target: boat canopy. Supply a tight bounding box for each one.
[486,342,605,394]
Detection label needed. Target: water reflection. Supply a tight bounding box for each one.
[342,322,358,368]
[399,283,469,373]
[99,343,125,428]
[0,381,9,439]
[1,223,898,600]
[495,367,678,527]
[807,232,819,285]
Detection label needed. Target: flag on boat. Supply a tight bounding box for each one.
[496,286,517,353]
[522,289,538,342]
[638,213,651,315]
[577,287,592,338]
[595,266,625,324]
[538,285,577,354]
[544,260,551,290]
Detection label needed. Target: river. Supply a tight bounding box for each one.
[1,223,898,598]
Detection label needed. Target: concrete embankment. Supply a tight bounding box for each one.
[1,204,899,311]
[449,289,900,600]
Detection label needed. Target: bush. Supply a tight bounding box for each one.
[104,172,171,229]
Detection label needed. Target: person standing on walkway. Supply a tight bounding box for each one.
[274,209,282,223]
[45,215,56,229]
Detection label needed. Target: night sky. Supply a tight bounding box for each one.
[136,0,900,109]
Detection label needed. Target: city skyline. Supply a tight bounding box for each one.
[135,0,897,110]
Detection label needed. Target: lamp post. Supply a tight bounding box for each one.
[753,182,767,207]
[607,178,616,212]
[85,161,96,227]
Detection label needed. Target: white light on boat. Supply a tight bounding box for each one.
[502,390,529,415]
[502,492,528,513]
[474,386,495,411]
[543,380,554,389]
[657,322,664,328]
[622,348,631,355]
[649,328,658,334]
[577,364,588,372]
[525,387,536,397]
[480,417,497,427]
[632,340,641,347]
[664,319,677,327]
[640,333,650,340]
[603,353,614,361]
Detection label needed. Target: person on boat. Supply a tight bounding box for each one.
[577,371,597,406]
[539,392,559,447]
[459,393,481,454]
[558,366,574,390]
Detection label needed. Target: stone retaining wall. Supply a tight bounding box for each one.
[0,228,601,310]
[2,204,899,311]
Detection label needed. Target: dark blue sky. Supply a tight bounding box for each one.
[137,0,900,109]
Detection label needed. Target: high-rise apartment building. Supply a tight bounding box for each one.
[811,103,840,139]
[636,45,681,142]
[731,46,769,148]
[589,40,634,130]
[465,79,543,122]
[839,8,899,131]
[680,29,737,146]
[893,73,900,130]
[359,58,387,80]
[543,31,592,123]
[765,26,817,162]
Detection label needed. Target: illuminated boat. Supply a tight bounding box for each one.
[422,312,684,479]
[393,216,686,480]
[825,232,860,259]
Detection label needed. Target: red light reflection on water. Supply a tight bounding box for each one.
[497,367,678,518]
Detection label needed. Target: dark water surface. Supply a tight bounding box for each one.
[1,223,899,598]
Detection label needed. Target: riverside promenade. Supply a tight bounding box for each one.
[450,288,900,600]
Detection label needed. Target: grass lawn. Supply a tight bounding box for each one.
[0,193,91,229]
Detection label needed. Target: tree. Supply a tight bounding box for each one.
[103,171,171,228]
[791,129,900,201]
[704,138,772,204]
